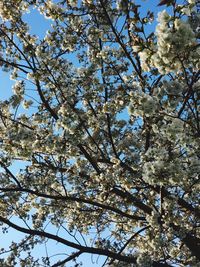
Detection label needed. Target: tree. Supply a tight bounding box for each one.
[0,0,199,266]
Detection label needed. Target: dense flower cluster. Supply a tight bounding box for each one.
[139,4,200,73]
